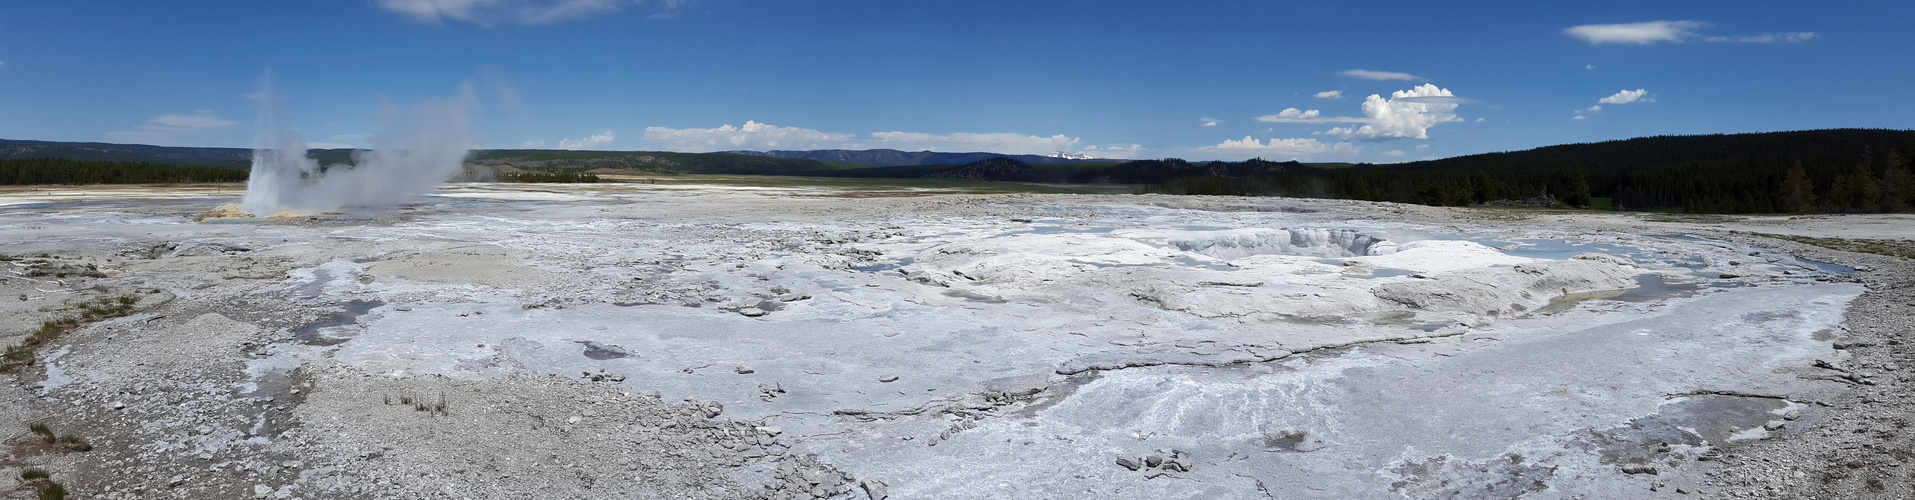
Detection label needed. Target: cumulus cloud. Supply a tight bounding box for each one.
[376,0,678,26]
[1199,118,1221,127]
[1272,84,1467,142]
[639,120,1106,157]
[1339,69,1423,81]
[1381,150,1406,157]
[1572,115,1589,120]
[1584,105,1603,113]
[105,110,237,145]
[1314,90,1344,100]
[1597,89,1652,105]
[643,121,856,152]
[1565,20,1816,45]
[1204,136,1346,155]
[557,131,615,150]
[1256,108,1334,123]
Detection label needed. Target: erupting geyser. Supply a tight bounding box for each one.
[238,75,479,216]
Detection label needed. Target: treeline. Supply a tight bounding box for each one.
[1138,129,1915,214]
[0,158,248,185]
[502,172,601,183]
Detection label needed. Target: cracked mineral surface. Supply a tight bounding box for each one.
[1,182,1909,499]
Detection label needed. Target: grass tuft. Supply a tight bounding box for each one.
[18,468,49,481]
[1,295,141,372]
[37,482,65,500]
[29,422,54,442]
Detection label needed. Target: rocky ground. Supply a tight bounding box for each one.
[0,184,1908,499]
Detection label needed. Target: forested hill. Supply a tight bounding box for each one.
[1138,129,1915,214]
[1397,129,1915,174]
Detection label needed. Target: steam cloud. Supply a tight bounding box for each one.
[241,75,479,216]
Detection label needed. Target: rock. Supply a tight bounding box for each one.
[878,375,899,383]
[735,365,755,374]
[1144,455,1164,468]
[1621,463,1659,475]
[254,484,272,498]
[1116,457,1142,471]
[112,400,127,410]
[739,307,767,317]
[1764,420,1786,431]
[860,478,889,500]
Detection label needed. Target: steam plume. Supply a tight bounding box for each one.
[241,74,478,216]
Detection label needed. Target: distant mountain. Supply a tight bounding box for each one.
[718,149,1110,167]
[0,139,256,168]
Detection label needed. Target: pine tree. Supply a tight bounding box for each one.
[1781,161,1816,213]
[1882,149,1912,212]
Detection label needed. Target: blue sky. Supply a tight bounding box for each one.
[1,0,1909,162]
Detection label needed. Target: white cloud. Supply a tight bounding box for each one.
[375,0,671,26]
[1083,144,1145,159]
[1259,85,1467,142]
[1475,117,1485,122]
[639,120,1102,157]
[1339,69,1423,81]
[521,140,547,148]
[105,110,237,145]
[149,110,236,129]
[1314,90,1344,100]
[557,131,615,150]
[1586,64,1596,70]
[1199,118,1221,127]
[1706,32,1817,43]
[1381,150,1406,157]
[1564,20,1702,45]
[1572,115,1589,120]
[306,142,357,149]
[1565,20,1816,45]
[643,121,856,151]
[869,131,1081,155]
[1256,108,1334,123]
[1329,84,1465,142]
[1204,136,1347,155]
[1415,144,1430,150]
[1597,89,1651,105]
[1584,105,1603,113]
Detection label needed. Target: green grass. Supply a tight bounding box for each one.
[19,468,49,481]
[2,294,143,372]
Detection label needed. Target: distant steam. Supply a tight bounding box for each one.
[240,74,478,216]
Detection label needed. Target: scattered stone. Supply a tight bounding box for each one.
[738,307,767,317]
[734,365,755,374]
[860,478,889,500]
[1621,463,1659,475]
[1764,420,1786,431]
[878,375,898,383]
[1116,457,1142,471]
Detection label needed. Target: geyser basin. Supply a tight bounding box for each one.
[7,185,1870,499]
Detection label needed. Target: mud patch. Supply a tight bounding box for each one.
[1385,453,1555,499]
[577,340,632,360]
[293,300,383,346]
